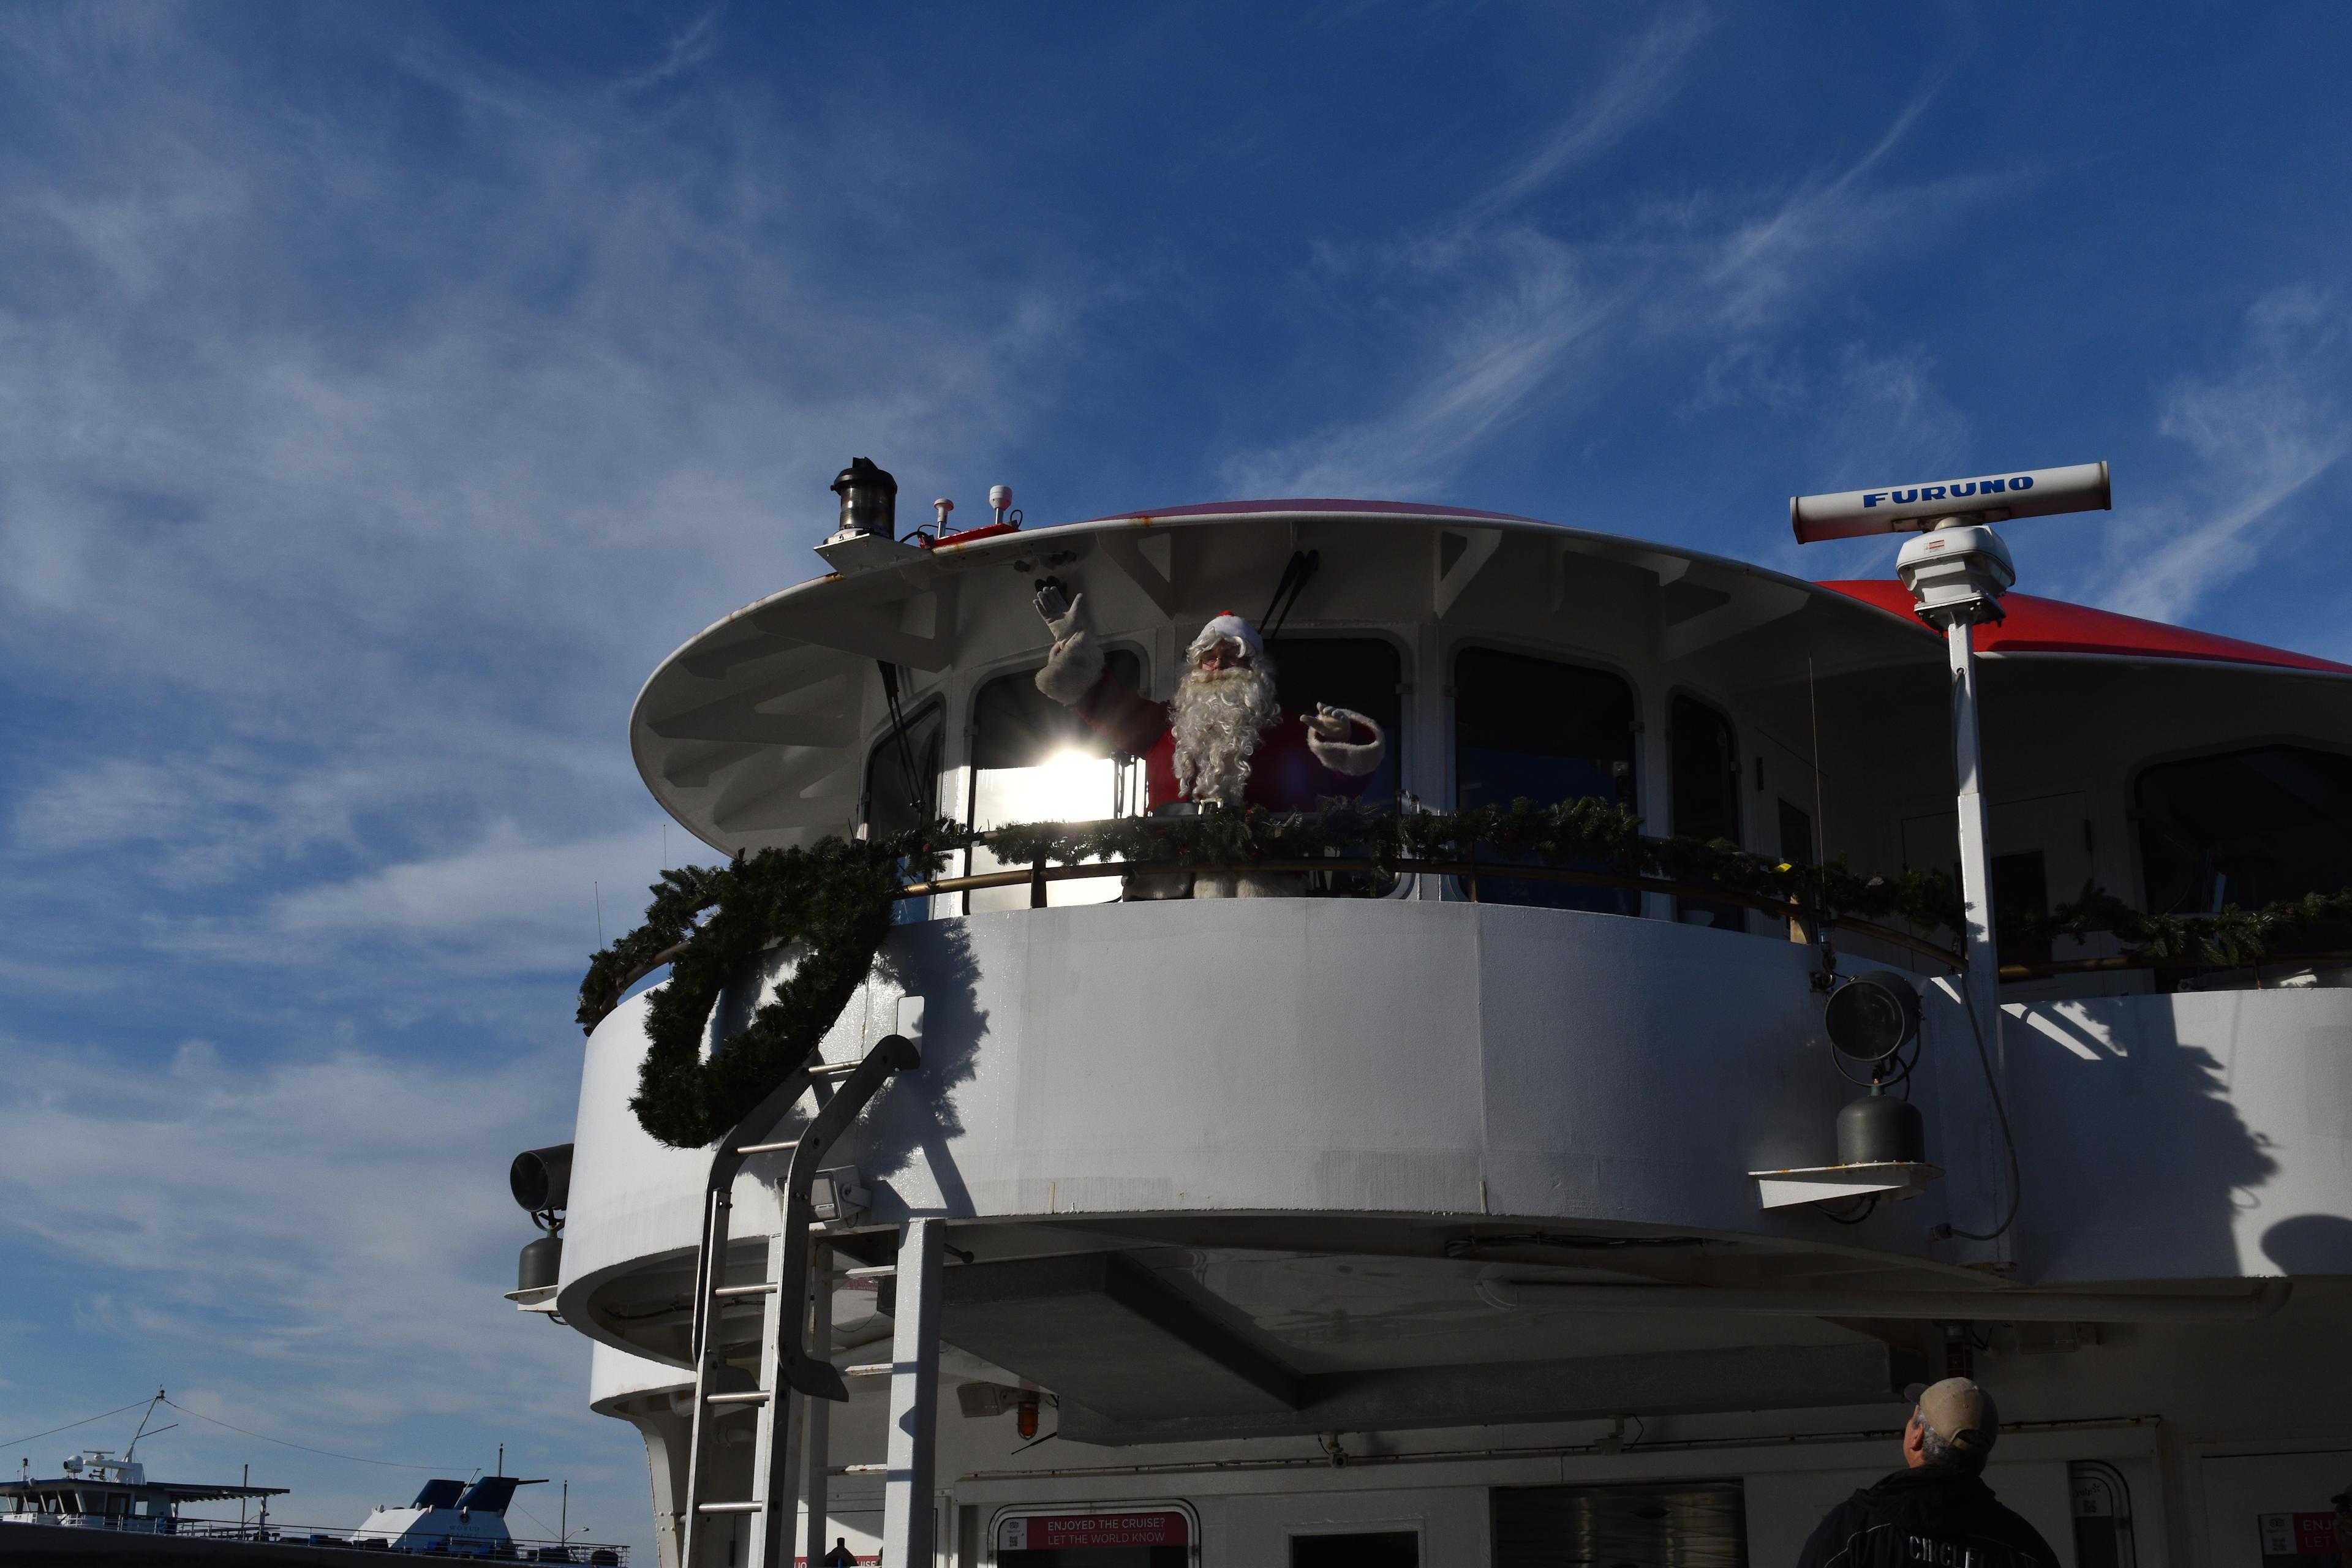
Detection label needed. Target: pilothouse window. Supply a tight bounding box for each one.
[1453,647,1638,912]
[967,650,1147,913]
[2136,745,2352,949]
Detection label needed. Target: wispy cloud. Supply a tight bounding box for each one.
[0,1035,591,1472]
[1222,236,1621,496]
[1215,25,1977,504]
[2084,285,2351,622]
[1455,9,1715,232]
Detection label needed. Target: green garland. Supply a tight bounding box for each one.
[983,797,1965,932]
[579,794,2352,1149]
[2005,884,2352,969]
[578,827,955,1149]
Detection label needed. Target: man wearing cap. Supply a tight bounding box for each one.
[1794,1379,2060,1568]
[1033,592,1384,896]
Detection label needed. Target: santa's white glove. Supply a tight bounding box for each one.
[1031,587,1103,705]
[1304,704,1385,776]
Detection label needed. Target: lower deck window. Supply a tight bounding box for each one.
[1492,1480,1746,1568]
[1292,1530,1418,1566]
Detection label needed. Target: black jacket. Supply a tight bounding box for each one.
[1795,1465,2061,1568]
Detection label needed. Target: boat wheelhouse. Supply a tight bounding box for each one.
[528,489,2352,1568]
[1,1452,283,1538]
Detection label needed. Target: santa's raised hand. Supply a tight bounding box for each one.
[1032,584,1104,703]
[1303,703,1385,777]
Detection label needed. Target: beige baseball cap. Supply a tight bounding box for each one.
[1905,1378,1999,1455]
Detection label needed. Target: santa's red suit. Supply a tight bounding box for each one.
[1032,603,1385,813]
[1070,676,1373,812]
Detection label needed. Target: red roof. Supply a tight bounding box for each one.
[1820,578,2352,677]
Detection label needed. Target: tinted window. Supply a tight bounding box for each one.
[1268,637,1404,806]
[1493,1480,1746,1568]
[2136,745,2352,913]
[1670,696,1742,931]
[1294,1532,1419,1567]
[1453,647,1637,913]
[967,650,1145,912]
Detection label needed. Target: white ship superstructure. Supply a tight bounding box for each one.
[522,479,2352,1568]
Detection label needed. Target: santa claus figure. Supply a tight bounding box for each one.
[1032,589,1385,897]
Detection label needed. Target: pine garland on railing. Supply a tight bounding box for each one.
[982,797,1966,933]
[577,794,2352,1148]
[2004,884,2352,969]
[579,827,957,1149]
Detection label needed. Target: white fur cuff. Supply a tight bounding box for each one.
[1034,630,1105,705]
[1307,711,1386,777]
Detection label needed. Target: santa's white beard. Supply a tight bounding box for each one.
[1169,663,1282,805]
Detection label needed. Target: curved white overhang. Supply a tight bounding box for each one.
[628,501,1945,856]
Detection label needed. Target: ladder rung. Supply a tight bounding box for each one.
[696,1502,764,1513]
[826,1464,888,1476]
[712,1283,777,1297]
[734,1139,798,1155]
[810,1061,860,1077]
[839,1265,896,1280]
[843,1362,893,1378]
[704,1390,772,1404]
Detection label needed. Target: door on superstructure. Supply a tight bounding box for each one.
[1491,1480,1747,1568]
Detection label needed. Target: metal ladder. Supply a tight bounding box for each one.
[678,1031,920,1568]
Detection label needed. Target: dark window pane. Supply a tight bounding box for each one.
[1993,849,2051,966]
[1292,1531,1420,1567]
[1669,697,1739,842]
[1670,696,1742,931]
[1777,799,1815,867]
[1492,1480,1746,1568]
[2135,744,2352,956]
[863,702,943,839]
[1454,646,1638,913]
[1268,638,1404,807]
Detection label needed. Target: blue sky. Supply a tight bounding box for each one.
[2,2,2349,1553]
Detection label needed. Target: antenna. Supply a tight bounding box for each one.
[1789,460,2109,543]
[1788,458,2114,1252]
[126,1390,167,1461]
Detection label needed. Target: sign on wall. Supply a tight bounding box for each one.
[998,1512,1191,1552]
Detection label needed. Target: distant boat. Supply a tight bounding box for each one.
[1,1400,622,1565]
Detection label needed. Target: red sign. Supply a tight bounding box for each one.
[2257,1513,2343,1559]
[998,1512,1189,1551]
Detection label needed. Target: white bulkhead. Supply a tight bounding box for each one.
[534,500,2352,1568]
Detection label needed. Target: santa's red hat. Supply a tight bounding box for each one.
[1188,611,1264,661]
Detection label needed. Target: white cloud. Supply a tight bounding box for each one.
[2086,285,2351,622]
[0,1036,583,1431]
[266,826,681,972]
